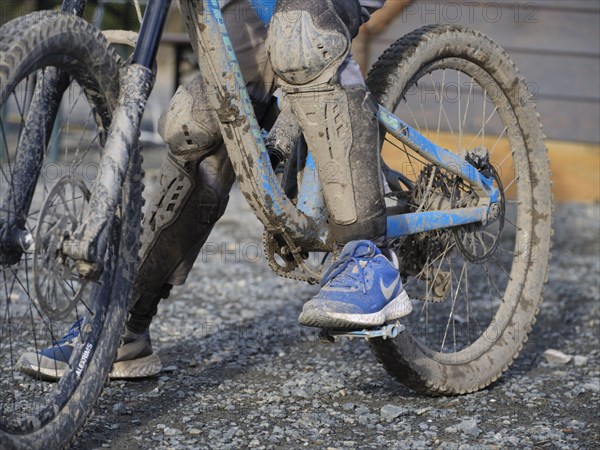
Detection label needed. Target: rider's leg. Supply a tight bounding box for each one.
[125,75,234,337]
[267,0,386,243]
[126,0,277,337]
[268,0,412,328]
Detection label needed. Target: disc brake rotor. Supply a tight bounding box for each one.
[33,176,91,320]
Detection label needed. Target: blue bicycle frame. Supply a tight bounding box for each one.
[190,0,500,247]
[48,0,501,267]
[379,107,499,238]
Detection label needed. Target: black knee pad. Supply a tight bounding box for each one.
[267,0,362,85]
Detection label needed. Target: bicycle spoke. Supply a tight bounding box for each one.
[482,89,487,146]
[467,103,499,150]
[441,261,465,352]
[433,70,460,150]
[73,101,93,162]
[405,100,422,135]
[489,126,508,157]
[504,215,519,231]
[458,71,462,150]
[495,145,512,169]
[462,78,474,134]
[431,72,443,145]
[503,176,518,193]
[419,95,430,137]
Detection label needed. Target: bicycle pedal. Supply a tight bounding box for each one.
[318,322,405,343]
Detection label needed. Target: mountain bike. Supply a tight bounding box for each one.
[0,0,552,447]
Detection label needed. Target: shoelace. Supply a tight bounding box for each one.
[321,255,372,294]
[52,317,84,346]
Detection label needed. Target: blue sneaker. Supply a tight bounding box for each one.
[16,319,162,381]
[16,318,84,381]
[298,240,412,330]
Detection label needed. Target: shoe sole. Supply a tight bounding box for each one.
[16,352,66,381]
[298,290,412,330]
[109,354,162,379]
[16,352,162,381]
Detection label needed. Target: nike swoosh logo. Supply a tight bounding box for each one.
[380,275,400,301]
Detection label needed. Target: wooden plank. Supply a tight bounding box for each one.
[382,132,600,203]
[546,140,600,202]
[476,0,600,12]
[363,5,600,144]
[535,98,600,143]
[510,52,600,101]
[372,65,599,143]
[372,4,600,56]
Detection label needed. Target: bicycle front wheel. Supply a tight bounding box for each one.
[367,25,552,394]
[0,12,142,448]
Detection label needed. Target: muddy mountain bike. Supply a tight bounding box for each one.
[0,0,551,447]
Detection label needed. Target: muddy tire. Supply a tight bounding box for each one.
[0,12,142,448]
[367,25,552,394]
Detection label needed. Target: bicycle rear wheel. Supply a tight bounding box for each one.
[0,12,142,448]
[367,25,552,394]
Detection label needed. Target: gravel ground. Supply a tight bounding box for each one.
[72,173,599,449]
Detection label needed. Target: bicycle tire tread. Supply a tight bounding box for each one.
[0,11,142,450]
[366,24,552,395]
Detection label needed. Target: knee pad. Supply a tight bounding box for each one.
[159,73,279,161]
[158,73,222,162]
[267,0,361,86]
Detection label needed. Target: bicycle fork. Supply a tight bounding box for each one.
[0,0,172,276]
[0,69,70,265]
[0,1,84,266]
[61,0,173,277]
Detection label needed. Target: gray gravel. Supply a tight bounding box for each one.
[72,172,599,449]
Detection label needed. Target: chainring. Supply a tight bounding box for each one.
[33,176,91,320]
[263,230,323,284]
[263,230,297,274]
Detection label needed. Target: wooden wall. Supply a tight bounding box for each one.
[366,0,599,144]
[365,0,600,201]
